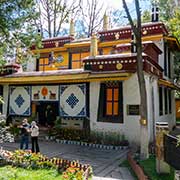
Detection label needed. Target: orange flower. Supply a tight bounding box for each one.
[67,167,76,173]
[62,174,69,179]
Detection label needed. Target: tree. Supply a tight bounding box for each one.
[79,0,104,37]
[0,0,39,65]
[122,0,149,159]
[36,0,80,38]
[142,10,151,23]
[157,1,180,83]
[158,0,175,21]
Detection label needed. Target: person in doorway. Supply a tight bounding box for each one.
[18,118,30,150]
[30,121,40,153]
[46,105,54,127]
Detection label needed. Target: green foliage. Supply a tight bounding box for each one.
[142,10,151,23]
[0,0,40,66]
[9,124,20,137]
[139,155,174,180]
[54,118,62,134]
[0,166,63,180]
[157,0,175,21]
[156,1,180,80]
[89,131,128,146]
[54,128,128,146]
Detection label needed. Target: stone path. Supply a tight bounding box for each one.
[1,141,134,180]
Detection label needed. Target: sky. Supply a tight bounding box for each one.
[102,0,151,12]
[103,0,133,9]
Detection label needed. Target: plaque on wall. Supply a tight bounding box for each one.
[127,105,140,115]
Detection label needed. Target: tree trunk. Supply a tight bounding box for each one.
[136,33,149,159]
[122,0,149,159]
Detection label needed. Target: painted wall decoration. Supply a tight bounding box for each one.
[9,86,31,116]
[60,84,86,117]
[32,86,59,101]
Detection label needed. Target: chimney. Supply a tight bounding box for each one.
[103,13,109,31]
[90,34,98,57]
[131,32,137,53]
[151,4,159,22]
[69,19,75,36]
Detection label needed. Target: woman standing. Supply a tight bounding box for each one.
[30,121,40,153]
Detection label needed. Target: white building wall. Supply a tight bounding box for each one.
[90,74,142,145]
[90,72,176,145]
[154,82,176,130]
[3,85,9,116]
[155,39,175,81]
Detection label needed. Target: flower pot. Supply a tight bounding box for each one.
[45,136,49,141]
[55,139,60,143]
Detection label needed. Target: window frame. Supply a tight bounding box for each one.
[98,81,123,123]
[159,86,163,116]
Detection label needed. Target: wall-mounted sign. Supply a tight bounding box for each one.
[127,105,140,115]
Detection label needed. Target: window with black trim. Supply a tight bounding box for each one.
[168,89,172,113]
[0,85,3,113]
[164,43,167,76]
[168,49,171,78]
[105,83,119,116]
[164,88,168,114]
[159,87,163,116]
[164,42,171,78]
[98,81,123,123]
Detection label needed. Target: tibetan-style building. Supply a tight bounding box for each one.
[0,13,179,145]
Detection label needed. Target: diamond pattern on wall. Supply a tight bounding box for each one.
[60,84,86,117]
[66,93,79,109]
[9,86,31,116]
[15,95,25,108]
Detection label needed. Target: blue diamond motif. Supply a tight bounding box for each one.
[15,95,25,108]
[66,93,79,109]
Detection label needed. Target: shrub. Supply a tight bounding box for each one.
[0,116,14,143]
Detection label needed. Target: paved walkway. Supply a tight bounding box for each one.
[1,141,134,180]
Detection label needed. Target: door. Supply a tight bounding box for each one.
[37,102,59,126]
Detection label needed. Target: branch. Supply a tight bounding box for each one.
[135,0,142,33]
[122,0,137,36]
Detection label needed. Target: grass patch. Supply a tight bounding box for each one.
[176,118,180,123]
[139,155,174,180]
[0,166,63,180]
[120,160,138,180]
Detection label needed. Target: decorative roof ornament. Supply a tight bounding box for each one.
[103,12,109,31]
[15,43,22,64]
[115,32,120,40]
[70,19,75,37]
[151,3,159,22]
[90,34,98,57]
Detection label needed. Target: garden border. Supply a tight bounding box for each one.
[127,152,148,180]
[48,137,129,150]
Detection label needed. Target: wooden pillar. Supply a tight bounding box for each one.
[32,102,36,115]
[90,34,97,57]
[155,122,170,174]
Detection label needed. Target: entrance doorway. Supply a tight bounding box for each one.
[37,102,59,126]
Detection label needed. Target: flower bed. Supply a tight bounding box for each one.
[48,128,129,149]
[0,149,92,180]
